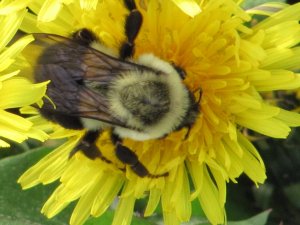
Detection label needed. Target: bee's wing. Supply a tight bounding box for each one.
[23,33,141,127]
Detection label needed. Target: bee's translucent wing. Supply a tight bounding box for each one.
[22,33,145,127]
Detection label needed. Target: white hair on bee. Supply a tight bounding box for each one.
[80,118,110,130]
[109,54,190,141]
[89,41,118,57]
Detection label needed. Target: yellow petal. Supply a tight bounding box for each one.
[170,164,191,221]
[18,138,77,188]
[0,109,32,131]
[0,70,19,82]
[91,174,124,217]
[38,0,62,22]
[80,0,98,10]
[198,166,225,225]
[0,77,48,109]
[163,211,181,225]
[171,0,201,17]
[144,188,161,216]
[0,35,34,71]
[236,116,290,138]
[246,2,287,16]
[254,71,300,91]
[0,124,30,143]
[70,174,104,225]
[112,185,135,225]
[0,0,32,14]
[276,109,300,127]
[0,139,10,147]
[0,9,26,50]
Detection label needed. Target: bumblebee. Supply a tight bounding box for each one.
[23,0,200,178]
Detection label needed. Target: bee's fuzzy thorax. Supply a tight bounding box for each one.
[109,54,191,140]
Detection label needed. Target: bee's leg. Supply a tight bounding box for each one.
[72,28,98,46]
[115,144,149,177]
[69,130,112,164]
[119,0,143,59]
[111,133,169,178]
[123,0,137,10]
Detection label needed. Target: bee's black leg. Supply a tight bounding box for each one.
[111,133,168,178]
[72,28,98,46]
[123,0,137,10]
[69,130,112,164]
[119,0,143,59]
[115,143,149,177]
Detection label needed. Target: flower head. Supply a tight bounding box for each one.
[5,0,300,225]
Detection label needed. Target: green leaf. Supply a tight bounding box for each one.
[227,210,271,225]
[0,147,159,225]
[85,210,156,225]
[284,183,300,209]
[0,147,73,225]
[252,183,274,209]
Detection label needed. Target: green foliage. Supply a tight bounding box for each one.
[0,147,71,225]
[284,183,300,208]
[228,210,271,225]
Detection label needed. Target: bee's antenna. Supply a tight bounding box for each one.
[184,126,192,140]
[192,87,202,104]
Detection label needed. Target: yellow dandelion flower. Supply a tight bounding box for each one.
[0,8,48,147]
[6,0,300,225]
